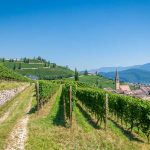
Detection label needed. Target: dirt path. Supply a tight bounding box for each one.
[5,96,32,150]
[0,84,29,106]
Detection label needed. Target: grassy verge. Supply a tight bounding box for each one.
[26,87,67,150]
[75,102,150,150]
[0,84,29,117]
[0,85,34,150]
[0,81,27,91]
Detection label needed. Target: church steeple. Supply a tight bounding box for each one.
[115,68,120,90]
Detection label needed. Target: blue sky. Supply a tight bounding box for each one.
[0,0,150,70]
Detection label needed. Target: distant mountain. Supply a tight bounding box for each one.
[138,63,150,71]
[101,69,150,84]
[89,63,150,73]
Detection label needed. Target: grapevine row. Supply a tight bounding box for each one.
[36,80,59,109]
[61,82,76,120]
[76,87,150,142]
[0,64,31,82]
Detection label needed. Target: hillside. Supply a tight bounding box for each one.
[0,57,74,80]
[101,68,150,84]
[0,64,30,82]
[65,75,115,89]
[79,75,115,89]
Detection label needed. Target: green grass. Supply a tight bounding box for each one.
[74,102,150,150]
[67,75,115,89]
[0,83,29,117]
[0,85,34,150]
[0,81,27,91]
[26,85,150,150]
[26,87,66,150]
[74,104,93,133]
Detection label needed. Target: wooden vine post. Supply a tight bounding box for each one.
[36,81,40,111]
[63,95,66,121]
[105,93,109,131]
[70,86,72,127]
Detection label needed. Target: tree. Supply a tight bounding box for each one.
[66,65,69,69]
[18,63,22,69]
[37,56,42,61]
[13,64,16,70]
[75,68,79,81]
[52,63,56,68]
[96,79,99,87]
[23,57,27,63]
[95,71,98,75]
[27,59,30,63]
[47,61,50,68]
[84,69,88,76]
[2,58,5,62]
[48,61,50,64]
[44,63,47,67]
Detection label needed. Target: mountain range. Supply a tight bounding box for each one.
[89,63,150,84]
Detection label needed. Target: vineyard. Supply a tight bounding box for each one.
[36,81,59,110]
[35,80,150,144]
[0,70,150,149]
[76,87,150,142]
[17,67,74,80]
[0,57,74,80]
[0,64,31,82]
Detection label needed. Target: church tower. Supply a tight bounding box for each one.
[115,68,120,90]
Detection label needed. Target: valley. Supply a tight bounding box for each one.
[0,58,149,150]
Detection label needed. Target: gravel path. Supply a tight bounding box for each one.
[0,84,29,106]
[5,97,32,150]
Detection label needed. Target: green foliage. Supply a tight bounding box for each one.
[18,63,22,69]
[76,88,106,122]
[108,93,150,141]
[17,67,74,80]
[76,87,150,141]
[61,82,77,119]
[52,63,57,68]
[3,62,44,69]
[0,64,31,82]
[13,64,16,70]
[84,70,88,75]
[75,68,79,81]
[2,59,74,80]
[77,75,115,89]
[38,81,59,106]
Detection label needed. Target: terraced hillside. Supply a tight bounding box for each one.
[0,57,74,80]
[0,64,30,82]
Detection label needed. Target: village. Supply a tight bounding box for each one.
[106,69,150,101]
